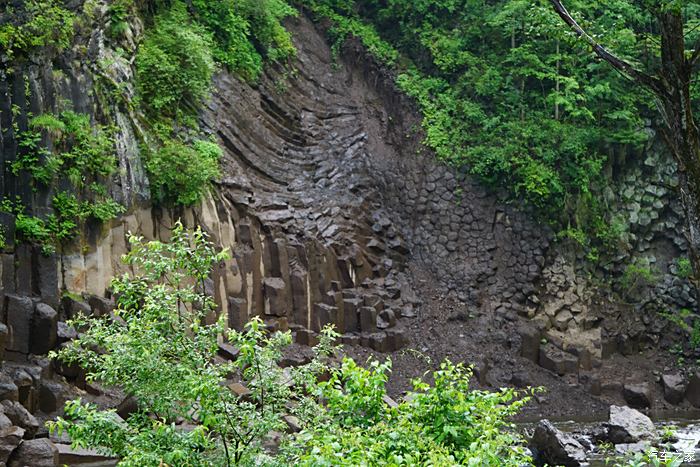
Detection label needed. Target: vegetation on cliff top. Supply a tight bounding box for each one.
[304,0,700,259]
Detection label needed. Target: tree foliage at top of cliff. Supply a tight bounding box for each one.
[0,0,75,61]
[306,0,700,250]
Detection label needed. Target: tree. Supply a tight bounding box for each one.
[549,0,700,302]
[49,222,338,466]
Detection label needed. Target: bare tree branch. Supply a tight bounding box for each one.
[549,0,668,98]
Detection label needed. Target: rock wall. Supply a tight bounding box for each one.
[0,1,696,412]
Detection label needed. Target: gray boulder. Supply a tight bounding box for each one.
[8,438,59,466]
[605,405,656,444]
[662,373,686,405]
[530,419,586,466]
[622,383,652,409]
[0,426,24,464]
[0,402,38,439]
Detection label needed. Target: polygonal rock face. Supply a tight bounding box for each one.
[606,405,656,444]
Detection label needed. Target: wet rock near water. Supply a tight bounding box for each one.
[530,419,587,466]
[662,373,687,405]
[605,405,657,444]
[622,383,652,409]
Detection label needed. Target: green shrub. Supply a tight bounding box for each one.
[285,358,533,465]
[107,0,133,38]
[13,111,116,188]
[620,259,657,300]
[190,0,297,79]
[9,111,122,253]
[135,1,215,118]
[0,0,75,60]
[146,139,222,206]
[14,214,53,254]
[49,223,335,465]
[676,257,693,279]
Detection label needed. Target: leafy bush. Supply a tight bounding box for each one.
[190,0,297,79]
[146,139,222,206]
[0,0,75,60]
[49,223,336,465]
[285,358,533,465]
[8,111,122,253]
[49,223,533,466]
[620,258,658,300]
[13,111,116,188]
[135,1,215,118]
[676,257,693,279]
[107,0,133,38]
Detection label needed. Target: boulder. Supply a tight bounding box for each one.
[622,383,652,409]
[661,373,686,405]
[539,344,578,376]
[1,402,38,439]
[5,295,33,354]
[0,411,12,431]
[86,295,114,317]
[510,371,533,388]
[519,324,540,363]
[39,382,65,413]
[0,374,18,402]
[376,309,396,329]
[8,438,59,466]
[530,419,586,466]
[0,426,24,464]
[31,303,58,355]
[56,444,117,466]
[283,415,302,433]
[554,309,573,331]
[605,405,656,444]
[56,322,78,345]
[685,371,700,407]
[116,396,139,420]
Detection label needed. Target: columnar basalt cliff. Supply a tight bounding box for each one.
[0,6,700,463]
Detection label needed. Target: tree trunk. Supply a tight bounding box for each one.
[656,11,700,301]
[549,0,700,307]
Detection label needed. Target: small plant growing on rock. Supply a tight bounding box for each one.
[676,257,693,280]
[620,258,658,302]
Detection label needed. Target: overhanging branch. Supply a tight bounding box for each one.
[549,0,668,98]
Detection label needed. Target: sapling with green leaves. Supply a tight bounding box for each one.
[48,222,337,466]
